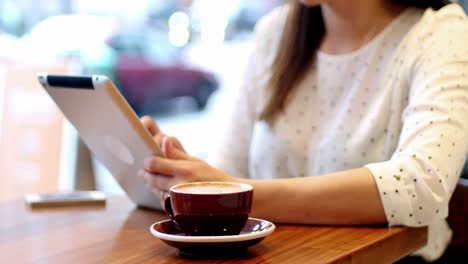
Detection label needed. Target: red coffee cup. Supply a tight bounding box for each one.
[164,181,253,236]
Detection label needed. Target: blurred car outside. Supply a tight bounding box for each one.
[105,25,218,116]
[113,54,218,116]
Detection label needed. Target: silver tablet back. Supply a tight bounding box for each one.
[38,73,163,210]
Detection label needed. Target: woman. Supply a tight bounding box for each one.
[139,0,468,262]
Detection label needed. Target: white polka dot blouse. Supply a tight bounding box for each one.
[208,3,468,262]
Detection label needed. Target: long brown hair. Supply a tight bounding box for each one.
[259,0,450,123]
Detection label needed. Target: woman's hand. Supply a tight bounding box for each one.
[139,116,235,196]
[140,115,186,153]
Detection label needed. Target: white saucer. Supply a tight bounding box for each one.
[150,217,275,256]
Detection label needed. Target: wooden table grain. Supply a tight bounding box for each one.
[0,196,427,264]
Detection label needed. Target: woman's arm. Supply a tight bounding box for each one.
[139,138,386,225]
[240,168,386,225]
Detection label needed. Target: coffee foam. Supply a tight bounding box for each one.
[173,183,250,194]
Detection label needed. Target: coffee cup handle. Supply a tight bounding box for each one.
[163,194,175,220]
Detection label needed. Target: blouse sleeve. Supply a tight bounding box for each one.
[365,5,468,227]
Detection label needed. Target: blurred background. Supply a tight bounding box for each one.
[0,0,282,198]
[0,0,466,199]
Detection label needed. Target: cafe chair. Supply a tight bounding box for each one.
[440,177,468,263]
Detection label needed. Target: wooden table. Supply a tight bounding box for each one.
[0,196,427,264]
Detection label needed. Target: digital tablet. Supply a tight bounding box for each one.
[37,73,164,210]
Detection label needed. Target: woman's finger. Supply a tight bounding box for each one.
[140,116,169,149]
[144,157,192,178]
[140,115,161,136]
[154,133,166,149]
[138,169,175,191]
[162,136,191,160]
[168,136,186,153]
